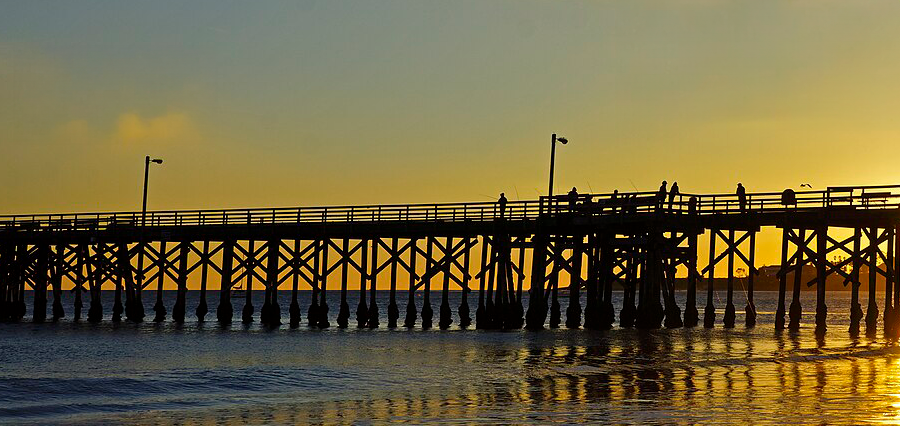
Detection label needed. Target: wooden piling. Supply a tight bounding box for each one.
[387,238,400,328]
[73,245,84,322]
[745,232,757,327]
[172,242,189,323]
[290,240,303,328]
[216,240,235,324]
[684,233,699,327]
[196,241,210,322]
[367,238,379,328]
[337,239,350,328]
[439,236,453,329]
[52,244,65,321]
[525,234,547,330]
[267,239,282,326]
[703,231,716,328]
[849,228,863,334]
[600,238,616,329]
[153,241,167,323]
[815,227,828,331]
[583,235,599,329]
[724,230,736,329]
[476,236,488,329]
[318,239,329,328]
[775,228,788,330]
[865,228,879,333]
[356,238,368,328]
[458,238,472,328]
[788,229,805,330]
[421,238,434,329]
[403,238,418,328]
[33,245,49,323]
[548,245,561,329]
[308,239,320,327]
[619,250,637,328]
[884,228,895,335]
[242,240,255,325]
[119,243,134,322]
[565,238,583,329]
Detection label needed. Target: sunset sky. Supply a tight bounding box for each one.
[3,1,900,272]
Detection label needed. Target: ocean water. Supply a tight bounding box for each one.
[2,290,900,424]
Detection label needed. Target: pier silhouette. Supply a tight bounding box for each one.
[2,185,900,335]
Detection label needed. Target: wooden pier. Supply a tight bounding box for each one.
[2,185,900,334]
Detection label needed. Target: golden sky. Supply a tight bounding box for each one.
[2,1,900,276]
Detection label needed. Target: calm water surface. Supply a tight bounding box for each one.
[2,290,900,424]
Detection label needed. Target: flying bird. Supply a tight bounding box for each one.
[800,183,812,188]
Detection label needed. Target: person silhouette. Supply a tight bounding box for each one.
[610,189,619,213]
[737,183,747,212]
[658,181,668,208]
[688,195,698,215]
[669,182,680,211]
[498,192,508,218]
[568,187,578,212]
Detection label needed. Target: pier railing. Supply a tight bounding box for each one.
[2,185,900,231]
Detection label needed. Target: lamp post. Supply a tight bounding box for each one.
[548,133,568,197]
[142,156,164,226]
[132,155,163,322]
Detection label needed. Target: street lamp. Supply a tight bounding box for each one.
[132,155,162,322]
[142,156,164,226]
[548,133,568,197]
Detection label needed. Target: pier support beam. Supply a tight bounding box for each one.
[387,239,400,328]
[242,241,256,325]
[683,234,699,327]
[815,227,828,332]
[290,240,303,328]
[404,239,418,328]
[308,240,320,327]
[32,245,49,323]
[884,228,896,335]
[356,239,368,328]
[264,239,282,326]
[367,239,379,329]
[52,245,65,321]
[865,227,879,334]
[775,228,788,330]
[439,237,454,330]
[336,239,350,328]
[216,240,235,324]
[196,241,211,322]
[789,229,806,330]
[703,232,716,328]
[565,238,583,329]
[849,229,863,335]
[458,241,473,328]
[318,240,329,328]
[745,232,757,327]
[172,242,189,324]
[724,230,736,329]
[153,241,167,323]
[525,235,547,330]
[421,238,434,329]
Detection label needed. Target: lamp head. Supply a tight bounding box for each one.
[557,137,568,144]
[151,159,163,164]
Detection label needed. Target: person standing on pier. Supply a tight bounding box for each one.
[610,189,619,213]
[568,187,578,213]
[498,192,508,218]
[737,183,747,212]
[658,181,668,209]
[669,182,680,211]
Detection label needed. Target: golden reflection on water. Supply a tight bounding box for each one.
[79,332,900,425]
